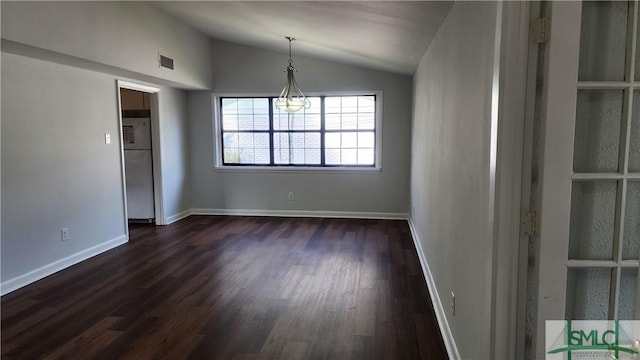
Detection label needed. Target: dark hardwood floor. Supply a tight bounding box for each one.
[1,216,448,359]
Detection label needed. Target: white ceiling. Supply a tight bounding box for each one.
[152,1,453,75]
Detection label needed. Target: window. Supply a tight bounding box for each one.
[218,94,378,168]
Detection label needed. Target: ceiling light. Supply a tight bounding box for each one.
[275,37,310,113]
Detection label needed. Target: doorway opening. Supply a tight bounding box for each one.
[121,88,154,224]
[117,81,163,237]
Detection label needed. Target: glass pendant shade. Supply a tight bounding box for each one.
[275,37,310,113]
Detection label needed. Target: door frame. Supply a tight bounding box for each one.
[491,1,533,358]
[515,1,544,359]
[116,80,165,237]
[532,2,582,358]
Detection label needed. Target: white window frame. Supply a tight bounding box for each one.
[212,90,383,172]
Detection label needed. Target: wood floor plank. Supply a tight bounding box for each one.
[1,216,448,359]
[42,317,122,360]
[279,340,309,360]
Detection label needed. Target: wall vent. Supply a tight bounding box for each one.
[159,54,174,70]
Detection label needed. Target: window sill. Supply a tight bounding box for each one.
[213,165,382,174]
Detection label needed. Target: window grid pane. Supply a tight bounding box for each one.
[631,91,640,172]
[569,180,618,261]
[579,1,628,81]
[623,181,640,260]
[324,130,375,166]
[220,96,376,167]
[565,268,613,320]
[619,267,638,320]
[322,95,376,166]
[273,97,321,131]
[574,90,623,173]
[273,132,321,165]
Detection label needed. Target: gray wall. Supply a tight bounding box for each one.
[1,53,126,281]
[187,40,412,215]
[1,2,202,291]
[1,1,212,90]
[410,2,499,358]
[1,52,194,286]
[159,87,192,219]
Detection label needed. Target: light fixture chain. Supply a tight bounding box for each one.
[287,37,294,66]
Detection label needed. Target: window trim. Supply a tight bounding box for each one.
[212,91,383,172]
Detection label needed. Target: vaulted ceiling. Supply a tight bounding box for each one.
[152,1,453,75]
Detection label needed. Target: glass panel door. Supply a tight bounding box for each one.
[567,0,640,322]
[532,2,640,358]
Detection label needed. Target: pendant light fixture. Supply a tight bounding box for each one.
[275,36,310,113]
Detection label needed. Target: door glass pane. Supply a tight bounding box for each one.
[630,92,640,172]
[579,1,628,81]
[574,90,623,173]
[636,4,640,80]
[566,268,612,320]
[623,181,640,260]
[619,268,638,320]
[569,181,618,260]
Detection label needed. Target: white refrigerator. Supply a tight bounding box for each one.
[123,118,155,221]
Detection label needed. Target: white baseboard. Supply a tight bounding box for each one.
[407,218,460,360]
[0,234,128,295]
[190,208,408,220]
[165,209,192,225]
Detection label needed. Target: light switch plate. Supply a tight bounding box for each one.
[105,133,111,144]
[61,228,69,241]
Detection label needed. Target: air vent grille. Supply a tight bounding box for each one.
[159,54,174,70]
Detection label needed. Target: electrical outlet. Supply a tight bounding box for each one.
[450,291,456,316]
[61,228,69,242]
[288,192,294,201]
